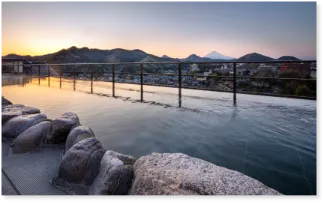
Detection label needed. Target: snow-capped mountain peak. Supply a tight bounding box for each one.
[204,51,234,60]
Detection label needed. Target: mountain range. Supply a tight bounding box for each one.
[3,46,301,64]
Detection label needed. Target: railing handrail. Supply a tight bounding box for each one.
[51,71,316,80]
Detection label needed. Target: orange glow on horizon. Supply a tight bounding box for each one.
[1,35,315,59]
[1,42,239,59]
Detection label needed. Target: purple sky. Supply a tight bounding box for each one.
[2,2,316,59]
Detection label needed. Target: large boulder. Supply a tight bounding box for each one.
[2,113,47,138]
[2,104,40,114]
[89,151,134,195]
[2,104,41,124]
[2,104,25,112]
[2,96,12,106]
[129,153,281,195]
[52,137,105,195]
[11,121,52,154]
[47,112,80,144]
[65,126,95,154]
[2,111,23,125]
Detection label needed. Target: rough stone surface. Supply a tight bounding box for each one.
[2,104,41,124]
[65,126,95,154]
[2,111,23,125]
[115,152,137,166]
[2,96,12,106]
[52,137,105,195]
[47,112,80,144]
[130,153,282,195]
[2,113,47,138]
[3,104,41,114]
[89,151,134,195]
[2,104,25,112]
[11,121,52,154]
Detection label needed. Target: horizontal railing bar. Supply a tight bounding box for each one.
[50,74,317,81]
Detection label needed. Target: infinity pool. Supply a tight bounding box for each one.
[2,77,316,195]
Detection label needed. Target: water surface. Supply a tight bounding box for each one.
[2,77,316,195]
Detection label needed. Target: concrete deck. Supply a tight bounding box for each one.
[2,142,68,195]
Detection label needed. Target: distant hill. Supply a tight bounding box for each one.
[1,47,178,67]
[237,53,274,62]
[6,47,296,69]
[161,55,171,59]
[277,56,300,61]
[182,54,208,62]
[2,47,181,73]
[204,51,234,60]
[180,54,232,62]
[33,46,166,63]
[3,54,32,59]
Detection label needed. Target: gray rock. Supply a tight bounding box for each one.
[115,152,137,166]
[2,104,24,112]
[2,113,47,138]
[2,104,41,124]
[2,96,12,106]
[2,111,23,125]
[47,112,80,144]
[11,121,52,154]
[89,151,134,195]
[65,126,95,154]
[130,153,282,195]
[2,104,40,114]
[3,104,25,109]
[52,137,105,195]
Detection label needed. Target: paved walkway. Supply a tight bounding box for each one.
[2,142,68,195]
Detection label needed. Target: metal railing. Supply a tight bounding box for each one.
[2,60,317,107]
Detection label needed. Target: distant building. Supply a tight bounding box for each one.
[311,70,316,78]
[259,63,278,72]
[196,77,207,81]
[214,64,233,73]
[280,63,311,77]
[164,70,176,75]
[242,70,250,75]
[203,70,212,76]
[311,62,316,70]
[252,81,270,88]
[2,58,26,74]
[190,64,200,72]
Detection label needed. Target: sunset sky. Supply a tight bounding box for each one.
[1,2,316,59]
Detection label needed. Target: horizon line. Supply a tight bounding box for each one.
[1,45,316,60]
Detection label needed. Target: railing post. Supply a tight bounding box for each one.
[48,65,50,87]
[233,62,237,104]
[178,63,182,108]
[60,70,62,89]
[38,64,41,85]
[140,63,143,102]
[91,65,94,94]
[73,66,76,91]
[0,65,2,88]
[112,64,115,97]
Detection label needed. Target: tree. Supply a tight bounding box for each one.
[278,70,303,95]
[284,81,298,95]
[279,70,302,79]
[210,73,220,85]
[295,85,311,96]
[255,68,276,78]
